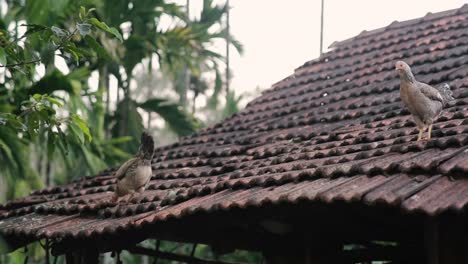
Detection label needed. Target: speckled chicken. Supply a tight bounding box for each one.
[112,132,154,202]
[396,61,454,141]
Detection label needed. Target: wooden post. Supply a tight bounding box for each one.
[263,240,341,264]
[82,248,99,264]
[65,248,99,264]
[425,215,468,264]
[439,216,468,264]
[425,218,439,264]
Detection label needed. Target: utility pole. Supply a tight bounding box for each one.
[225,0,230,95]
[183,0,190,106]
[320,0,324,55]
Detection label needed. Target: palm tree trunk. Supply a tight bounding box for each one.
[192,94,197,114]
[120,74,132,136]
[181,0,190,108]
[97,65,108,140]
[320,0,325,55]
[147,56,153,129]
[105,68,111,138]
[45,161,51,186]
[225,0,230,96]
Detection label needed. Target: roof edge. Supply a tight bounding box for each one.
[295,4,468,72]
[328,4,468,50]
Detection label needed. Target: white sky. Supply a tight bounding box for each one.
[14,1,466,105]
[200,0,467,94]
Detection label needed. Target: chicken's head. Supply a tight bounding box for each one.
[395,61,411,73]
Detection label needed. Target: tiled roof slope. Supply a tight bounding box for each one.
[1,5,468,242]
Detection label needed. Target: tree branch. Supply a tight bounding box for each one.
[0,59,42,68]
[127,246,246,264]
[0,28,79,68]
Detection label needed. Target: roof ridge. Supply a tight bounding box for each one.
[330,4,468,50]
[295,4,468,71]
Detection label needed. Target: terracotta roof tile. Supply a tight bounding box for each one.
[1,5,468,242]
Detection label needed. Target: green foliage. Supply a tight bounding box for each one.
[223,90,243,118]
[0,126,29,178]
[0,0,244,200]
[123,35,147,74]
[0,47,6,65]
[0,93,91,176]
[0,6,121,70]
[110,99,145,153]
[138,98,201,136]
[84,35,112,61]
[131,240,264,264]
[0,0,253,262]
[87,18,123,42]
[29,70,79,96]
[0,4,119,200]
[207,68,223,109]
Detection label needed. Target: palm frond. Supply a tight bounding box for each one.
[138,98,201,136]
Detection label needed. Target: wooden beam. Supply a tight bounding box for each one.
[65,253,75,264]
[439,215,468,264]
[50,201,426,263]
[65,248,99,264]
[425,218,439,264]
[127,246,246,264]
[340,246,418,263]
[82,248,99,264]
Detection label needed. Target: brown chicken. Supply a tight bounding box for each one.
[396,61,454,141]
[112,132,155,202]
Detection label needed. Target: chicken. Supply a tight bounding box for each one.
[396,61,454,141]
[112,132,155,202]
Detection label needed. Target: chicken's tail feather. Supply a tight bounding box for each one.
[139,132,155,160]
[439,83,454,103]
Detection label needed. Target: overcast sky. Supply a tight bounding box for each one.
[187,0,467,94]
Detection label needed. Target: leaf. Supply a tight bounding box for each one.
[84,35,112,61]
[208,68,223,109]
[0,113,26,131]
[223,91,243,118]
[51,26,68,37]
[71,114,92,143]
[23,24,48,37]
[213,29,244,55]
[110,99,144,153]
[138,98,200,136]
[86,8,96,16]
[67,66,90,80]
[63,46,79,61]
[46,97,63,107]
[0,138,16,173]
[79,6,86,21]
[102,136,133,145]
[29,70,75,95]
[0,47,6,65]
[229,35,244,55]
[47,131,56,160]
[0,127,29,177]
[123,35,147,73]
[64,43,93,61]
[76,23,92,36]
[88,18,123,42]
[78,144,107,173]
[68,122,84,144]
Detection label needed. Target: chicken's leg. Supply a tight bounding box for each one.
[417,128,424,141]
[427,124,433,140]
